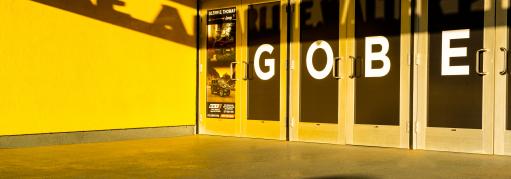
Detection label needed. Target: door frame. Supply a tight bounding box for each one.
[199,0,243,136]
[240,0,288,140]
[414,0,495,154]
[495,0,509,155]
[198,0,288,139]
[289,0,346,144]
[345,0,411,148]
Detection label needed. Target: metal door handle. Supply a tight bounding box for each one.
[500,47,508,75]
[242,61,249,80]
[357,58,362,78]
[349,56,357,79]
[230,62,237,80]
[475,49,488,76]
[332,57,341,79]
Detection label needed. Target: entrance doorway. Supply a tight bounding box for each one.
[289,0,410,148]
[199,0,288,139]
[345,0,411,148]
[415,0,495,154]
[198,0,511,155]
[289,0,344,144]
[495,0,511,155]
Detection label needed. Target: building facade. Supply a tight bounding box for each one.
[2,0,511,155]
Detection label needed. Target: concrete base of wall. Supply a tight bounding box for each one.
[0,125,195,148]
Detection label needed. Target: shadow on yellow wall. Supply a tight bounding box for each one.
[0,0,197,136]
[32,0,196,47]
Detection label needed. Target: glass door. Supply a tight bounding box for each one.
[495,0,510,155]
[290,0,345,143]
[199,0,242,136]
[415,0,495,154]
[345,0,411,148]
[241,0,288,139]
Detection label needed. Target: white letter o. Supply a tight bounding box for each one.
[306,40,334,79]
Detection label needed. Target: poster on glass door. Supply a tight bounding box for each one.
[206,7,236,119]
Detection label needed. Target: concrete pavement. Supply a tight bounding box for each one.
[0,135,510,178]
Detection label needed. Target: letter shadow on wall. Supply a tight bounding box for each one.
[31,0,196,47]
[297,0,498,43]
[31,0,503,47]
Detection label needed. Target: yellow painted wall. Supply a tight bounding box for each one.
[0,0,197,135]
